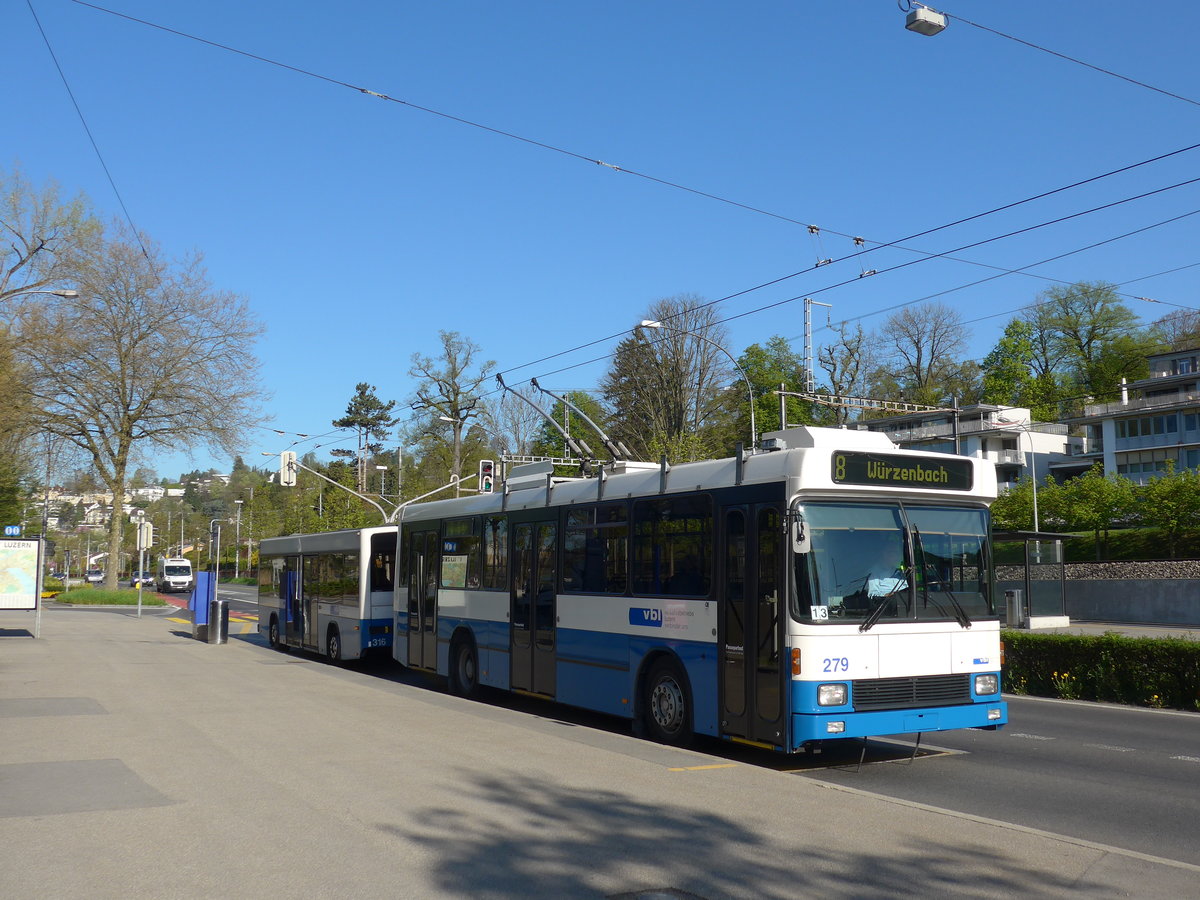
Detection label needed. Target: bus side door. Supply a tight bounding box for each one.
[510,519,558,696]
[406,530,439,670]
[720,503,784,746]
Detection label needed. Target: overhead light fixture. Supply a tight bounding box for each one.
[906,6,947,36]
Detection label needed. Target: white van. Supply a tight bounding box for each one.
[156,557,194,593]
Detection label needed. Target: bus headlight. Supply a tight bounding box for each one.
[818,683,848,706]
[975,674,999,696]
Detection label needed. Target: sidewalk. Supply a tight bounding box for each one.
[4,608,1200,898]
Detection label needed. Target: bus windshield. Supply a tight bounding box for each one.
[793,501,993,624]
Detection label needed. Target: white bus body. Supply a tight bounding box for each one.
[393,425,1007,751]
[257,526,397,661]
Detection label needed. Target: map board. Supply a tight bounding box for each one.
[0,539,41,611]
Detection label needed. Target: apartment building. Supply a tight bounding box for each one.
[1067,347,1200,484]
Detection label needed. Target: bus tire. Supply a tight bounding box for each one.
[449,637,480,699]
[268,615,283,650]
[326,626,342,663]
[643,657,693,746]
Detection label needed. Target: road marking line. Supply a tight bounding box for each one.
[1171,755,1200,763]
[1085,743,1135,752]
[1008,732,1055,741]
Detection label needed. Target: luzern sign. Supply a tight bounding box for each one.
[831,451,974,491]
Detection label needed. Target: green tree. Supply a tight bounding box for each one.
[990,477,1039,532]
[1042,465,1136,559]
[1032,282,1155,410]
[737,335,818,440]
[332,382,398,493]
[1136,464,1200,558]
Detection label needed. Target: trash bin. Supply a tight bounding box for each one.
[208,597,229,645]
[1004,589,1027,629]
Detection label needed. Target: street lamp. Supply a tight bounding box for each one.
[11,288,79,299]
[638,320,758,450]
[375,465,388,499]
[233,500,243,581]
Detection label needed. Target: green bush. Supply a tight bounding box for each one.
[1003,631,1200,711]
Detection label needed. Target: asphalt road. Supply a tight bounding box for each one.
[801,696,1200,867]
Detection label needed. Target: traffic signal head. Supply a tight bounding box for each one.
[478,459,495,493]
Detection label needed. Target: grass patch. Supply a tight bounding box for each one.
[55,588,167,607]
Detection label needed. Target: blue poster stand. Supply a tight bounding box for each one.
[190,571,216,641]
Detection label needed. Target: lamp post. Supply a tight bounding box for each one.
[233,500,243,580]
[376,465,388,499]
[638,319,757,450]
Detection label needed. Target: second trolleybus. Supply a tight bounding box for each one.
[394,425,1007,751]
[258,525,397,661]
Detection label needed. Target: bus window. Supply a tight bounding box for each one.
[562,502,628,593]
[482,515,508,589]
[632,495,712,596]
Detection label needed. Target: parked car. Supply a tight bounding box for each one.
[84,569,104,584]
[129,571,154,588]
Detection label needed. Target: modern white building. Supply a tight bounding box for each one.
[1067,347,1200,484]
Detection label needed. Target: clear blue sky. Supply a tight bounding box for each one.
[8,1,1200,481]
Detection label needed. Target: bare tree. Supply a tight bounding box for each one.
[817,322,872,424]
[1,167,101,303]
[871,302,970,407]
[408,331,495,485]
[15,226,265,588]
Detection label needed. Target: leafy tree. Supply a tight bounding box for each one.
[15,225,265,589]
[1031,281,1154,410]
[332,382,398,493]
[990,477,1039,532]
[737,335,819,440]
[1136,464,1200,558]
[1041,465,1136,559]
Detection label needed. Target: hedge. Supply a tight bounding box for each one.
[1002,631,1200,711]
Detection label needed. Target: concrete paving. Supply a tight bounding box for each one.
[3,607,1200,899]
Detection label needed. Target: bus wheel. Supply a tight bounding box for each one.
[326,626,342,663]
[268,615,282,650]
[643,658,693,746]
[450,639,479,699]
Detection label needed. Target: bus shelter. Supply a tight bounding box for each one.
[993,530,1076,629]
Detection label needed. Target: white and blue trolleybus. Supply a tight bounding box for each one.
[394,425,1006,751]
[258,526,397,661]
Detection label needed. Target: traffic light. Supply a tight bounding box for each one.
[280,451,297,487]
[478,459,495,493]
[137,521,154,550]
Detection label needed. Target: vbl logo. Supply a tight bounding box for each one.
[629,607,663,627]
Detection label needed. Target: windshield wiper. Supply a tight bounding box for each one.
[858,591,892,632]
[912,526,971,629]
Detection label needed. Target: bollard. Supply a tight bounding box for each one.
[208,597,229,645]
